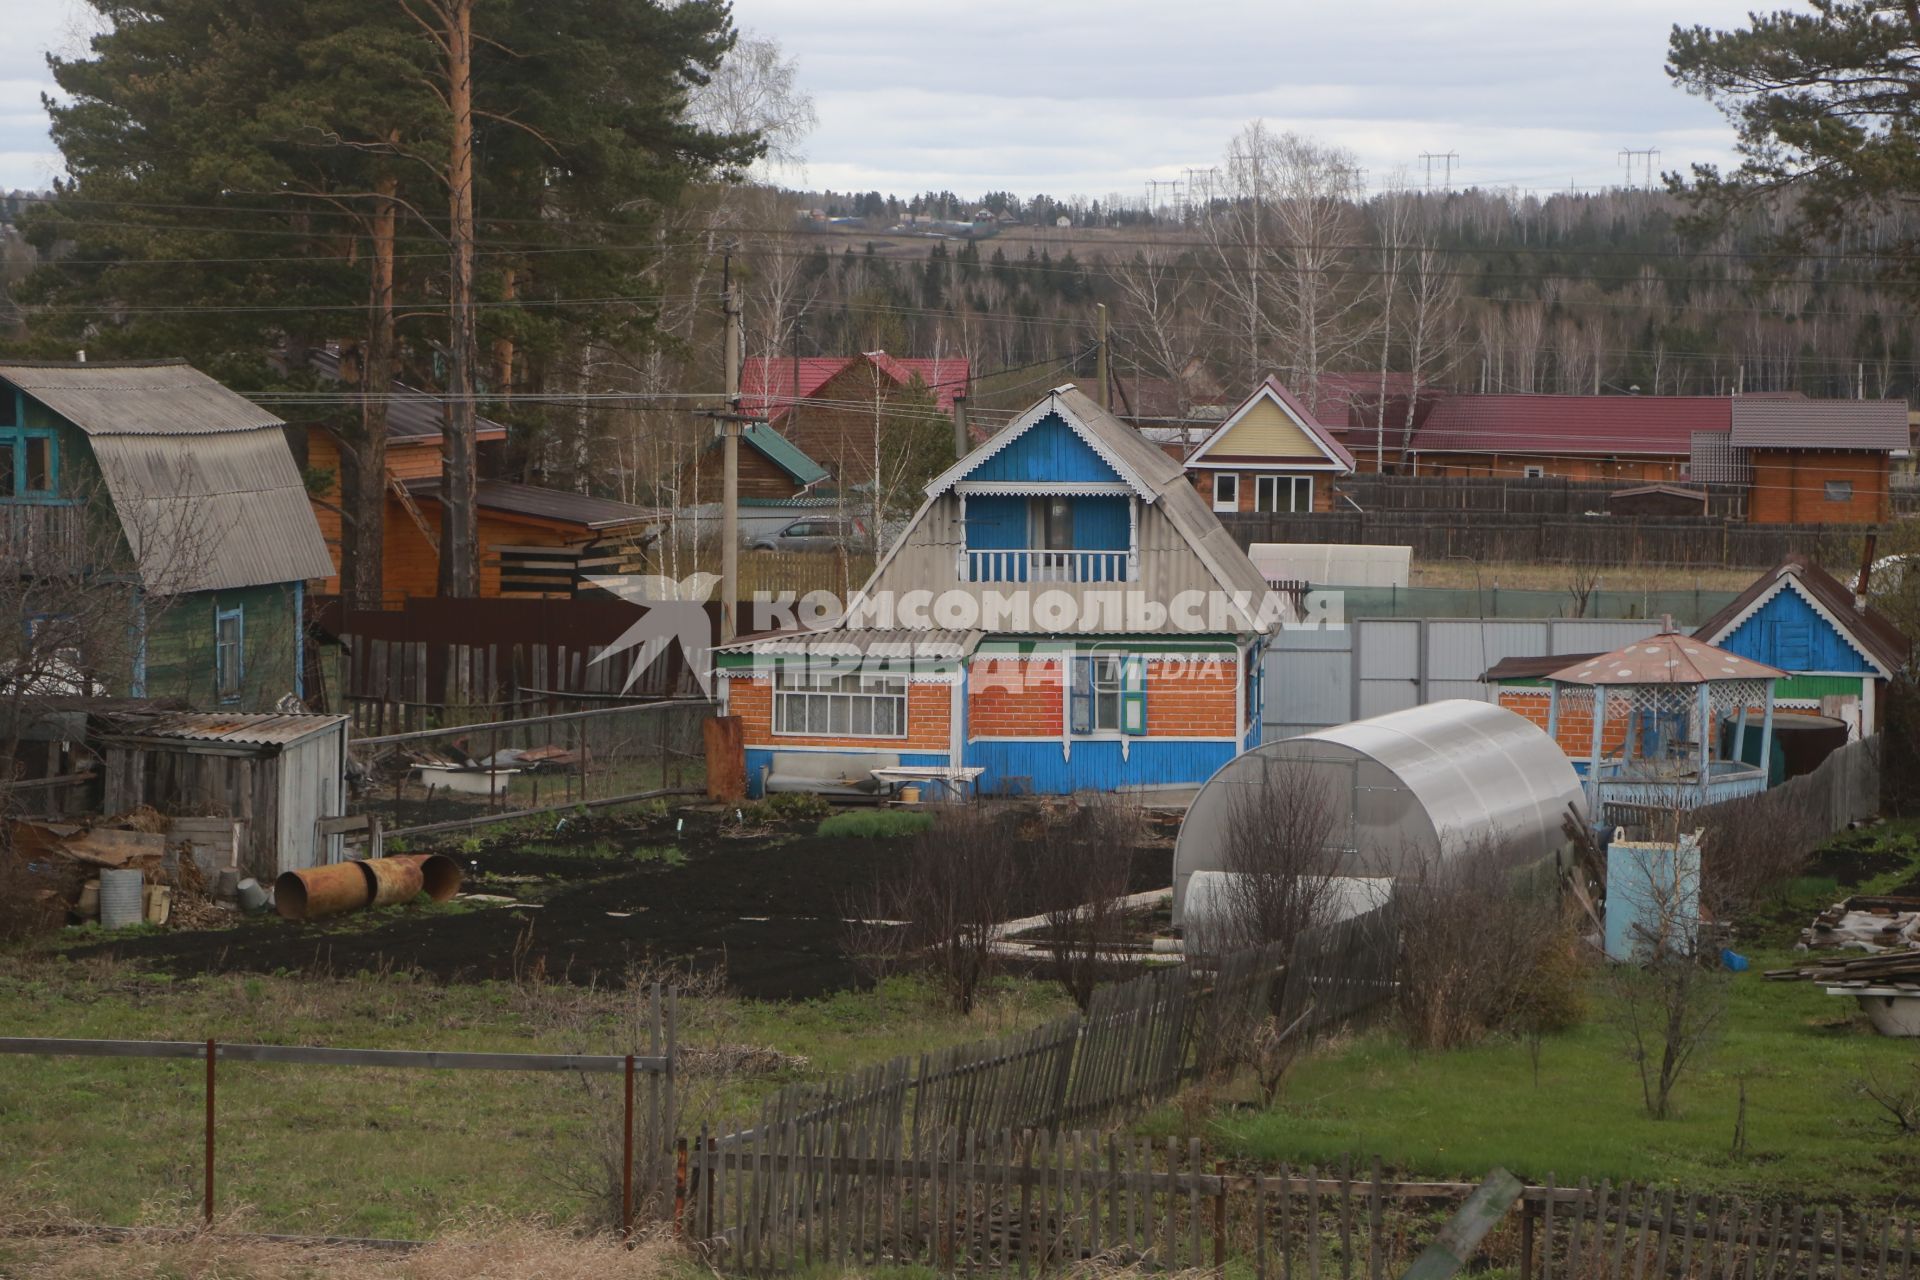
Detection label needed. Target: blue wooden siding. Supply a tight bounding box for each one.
[1718,587,1874,674]
[1243,640,1264,752]
[969,413,1122,485]
[964,496,1028,549]
[744,749,949,798]
[1072,496,1130,550]
[965,738,1236,795]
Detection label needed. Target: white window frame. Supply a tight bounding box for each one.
[1211,472,1239,512]
[772,668,909,739]
[1825,479,1854,503]
[214,603,245,703]
[1254,474,1313,513]
[1522,465,1546,479]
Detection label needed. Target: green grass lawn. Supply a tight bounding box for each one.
[1186,822,1920,1205]
[0,958,1065,1239]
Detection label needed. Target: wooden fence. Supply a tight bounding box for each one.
[683,1138,1920,1279]
[708,946,1288,1174]
[1340,476,1750,520]
[1611,735,1883,842]
[1219,512,1884,571]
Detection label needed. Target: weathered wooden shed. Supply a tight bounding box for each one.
[97,712,349,879]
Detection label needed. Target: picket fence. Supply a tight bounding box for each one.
[682,1140,1920,1280]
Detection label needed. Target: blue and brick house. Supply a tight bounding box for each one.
[1692,555,1908,737]
[716,385,1279,797]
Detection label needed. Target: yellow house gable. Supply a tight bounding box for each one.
[1197,392,1343,467]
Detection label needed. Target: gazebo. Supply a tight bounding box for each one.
[1545,625,1784,823]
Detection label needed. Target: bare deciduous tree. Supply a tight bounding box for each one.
[1211,755,1345,956]
[1027,799,1138,1011]
[1604,847,1728,1120]
[848,810,1014,1014]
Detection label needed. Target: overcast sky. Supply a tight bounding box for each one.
[3,0,1762,199]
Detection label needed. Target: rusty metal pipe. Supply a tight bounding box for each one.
[393,852,463,902]
[362,857,425,908]
[275,861,373,921]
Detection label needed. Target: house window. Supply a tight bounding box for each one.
[1825,480,1854,502]
[0,427,58,500]
[1070,654,1146,736]
[1254,475,1313,513]
[1522,465,1546,479]
[1211,472,1239,512]
[773,668,908,738]
[1035,495,1074,550]
[214,604,245,702]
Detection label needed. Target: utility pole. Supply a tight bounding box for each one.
[952,391,970,461]
[720,267,742,643]
[1418,151,1459,192]
[1095,303,1110,411]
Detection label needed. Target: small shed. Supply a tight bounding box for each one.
[1172,699,1583,922]
[96,712,349,880]
[1606,484,1709,517]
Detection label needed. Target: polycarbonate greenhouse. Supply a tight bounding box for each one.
[1172,699,1585,924]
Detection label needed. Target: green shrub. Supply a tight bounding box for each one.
[817,809,935,840]
[765,792,832,822]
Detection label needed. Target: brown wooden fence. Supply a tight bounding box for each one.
[683,1139,1920,1279]
[1219,512,1884,570]
[706,946,1288,1174]
[1340,476,1750,520]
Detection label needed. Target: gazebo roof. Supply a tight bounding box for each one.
[1547,630,1785,686]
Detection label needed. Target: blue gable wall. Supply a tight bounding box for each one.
[969,413,1123,485]
[1072,496,1130,550]
[965,496,1028,548]
[1718,586,1875,674]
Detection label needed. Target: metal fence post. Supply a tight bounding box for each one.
[203,1038,216,1226]
[622,1053,636,1240]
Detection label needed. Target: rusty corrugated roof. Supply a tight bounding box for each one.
[111,712,347,746]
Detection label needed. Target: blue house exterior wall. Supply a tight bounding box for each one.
[964,737,1237,795]
[968,413,1121,485]
[1717,588,1876,674]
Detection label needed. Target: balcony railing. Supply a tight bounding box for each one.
[964,548,1135,583]
[0,502,87,575]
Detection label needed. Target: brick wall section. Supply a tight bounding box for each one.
[1748,450,1888,524]
[1500,690,1629,757]
[968,658,1064,737]
[730,675,951,752]
[1146,657,1238,737]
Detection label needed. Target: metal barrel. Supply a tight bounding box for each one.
[99,869,145,930]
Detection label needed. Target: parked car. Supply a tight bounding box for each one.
[750,517,867,553]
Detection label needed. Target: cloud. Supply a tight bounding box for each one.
[0,0,1757,196]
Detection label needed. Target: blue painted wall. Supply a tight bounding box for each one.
[964,496,1028,549]
[1717,587,1874,674]
[964,738,1236,795]
[1072,496,1130,550]
[744,749,949,798]
[969,413,1121,485]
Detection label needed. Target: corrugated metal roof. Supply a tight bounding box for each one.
[110,711,347,746]
[403,477,657,530]
[90,429,337,592]
[1548,631,1784,685]
[0,360,284,436]
[309,349,509,442]
[1729,398,1909,449]
[733,424,829,487]
[739,353,970,419]
[1415,394,1730,456]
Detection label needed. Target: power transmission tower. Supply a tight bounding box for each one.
[1418,151,1459,191]
[1618,148,1661,190]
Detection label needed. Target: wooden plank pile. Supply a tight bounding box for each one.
[1765,950,1920,989]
